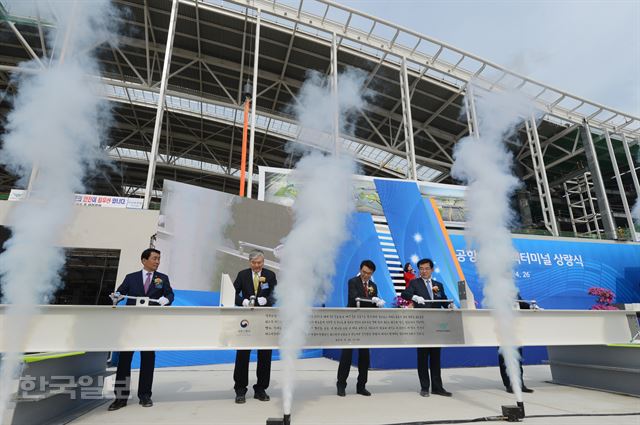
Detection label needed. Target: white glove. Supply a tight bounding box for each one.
[242,298,250,307]
[371,297,381,303]
[412,295,426,305]
[374,298,386,307]
[158,296,169,306]
[257,297,267,306]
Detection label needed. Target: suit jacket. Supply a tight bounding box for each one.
[234,268,277,307]
[517,293,531,310]
[401,277,448,309]
[346,276,380,308]
[116,270,175,306]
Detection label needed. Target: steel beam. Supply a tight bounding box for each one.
[246,8,261,198]
[331,31,340,154]
[7,21,45,69]
[525,116,559,236]
[604,130,637,241]
[580,121,616,239]
[620,134,640,200]
[464,84,480,139]
[399,57,417,179]
[143,0,179,209]
[0,305,636,352]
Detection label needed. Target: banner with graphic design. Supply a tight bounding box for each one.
[373,178,640,309]
[375,179,464,306]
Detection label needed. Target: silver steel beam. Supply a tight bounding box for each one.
[604,130,637,241]
[580,121,616,239]
[464,84,479,139]
[0,305,636,352]
[399,57,417,179]
[143,0,179,209]
[331,31,340,154]
[7,21,45,69]
[246,8,261,198]
[620,133,640,200]
[525,116,559,236]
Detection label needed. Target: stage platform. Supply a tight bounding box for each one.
[70,358,638,425]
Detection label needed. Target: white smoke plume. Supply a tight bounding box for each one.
[275,69,366,415]
[0,1,117,422]
[157,181,234,291]
[451,85,535,402]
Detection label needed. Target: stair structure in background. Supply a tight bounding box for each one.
[563,172,603,239]
[372,215,405,295]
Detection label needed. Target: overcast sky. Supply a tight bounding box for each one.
[338,0,640,117]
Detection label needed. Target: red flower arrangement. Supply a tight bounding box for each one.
[587,287,618,310]
[393,295,412,308]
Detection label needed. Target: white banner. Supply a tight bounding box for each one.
[8,189,144,209]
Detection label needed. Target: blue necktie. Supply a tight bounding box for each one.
[425,279,433,299]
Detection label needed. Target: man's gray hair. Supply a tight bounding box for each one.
[248,249,265,261]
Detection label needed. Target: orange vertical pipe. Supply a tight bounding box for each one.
[239,98,250,197]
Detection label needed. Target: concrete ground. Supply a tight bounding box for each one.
[71,358,640,425]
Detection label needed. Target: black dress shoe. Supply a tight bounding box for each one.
[432,389,452,397]
[139,397,153,407]
[506,386,513,393]
[521,386,534,393]
[235,394,246,404]
[356,388,371,396]
[254,391,270,401]
[337,387,346,397]
[108,400,127,411]
[419,390,430,397]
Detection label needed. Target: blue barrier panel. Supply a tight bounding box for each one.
[324,346,548,369]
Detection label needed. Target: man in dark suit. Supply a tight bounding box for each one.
[336,260,386,397]
[233,249,277,404]
[498,294,535,394]
[108,248,174,411]
[401,258,452,398]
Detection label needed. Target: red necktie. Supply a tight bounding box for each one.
[144,272,152,294]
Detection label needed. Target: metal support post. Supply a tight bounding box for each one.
[620,134,640,198]
[143,0,179,209]
[580,120,616,239]
[246,9,261,198]
[525,116,559,236]
[331,32,340,155]
[399,57,417,179]
[604,131,637,241]
[465,84,480,140]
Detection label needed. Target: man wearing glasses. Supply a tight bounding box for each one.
[401,258,453,398]
[336,260,386,397]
